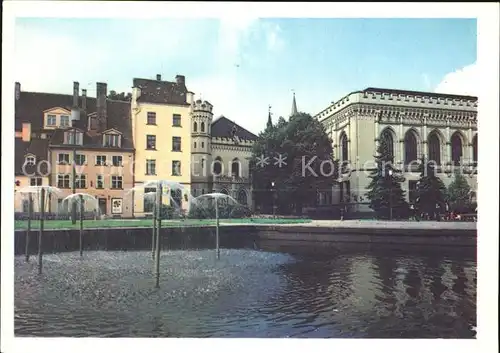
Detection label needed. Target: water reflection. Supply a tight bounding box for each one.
[15,247,476,338]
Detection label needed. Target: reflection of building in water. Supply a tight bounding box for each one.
[315,88,477,216]
[341,255,378,310]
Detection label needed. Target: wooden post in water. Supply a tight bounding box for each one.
[79,194,84,256]
[154,185,162,288]
[215,197,220,260]
[38,188,45,275]
[152,196,157,259]
[25,194,33,262]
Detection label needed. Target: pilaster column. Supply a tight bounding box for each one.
[374,111,380,150]
[467,123,473,165]
[347,117,352,164]
[398,115,404,166]
[446,118,451,164]
[422,114,428,157]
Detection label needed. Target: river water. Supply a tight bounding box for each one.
[14,247,476,338]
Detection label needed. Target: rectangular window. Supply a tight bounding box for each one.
[171,189,182,207]
[47,114,56,126]
[30,177,42,186]
[146,135,156,150]
[112,156,123,167]
[58,153,70,164]
[104,134,120,147]
[96,175,104,189]
[111,198,123,214]
[146,159,156,175]
[75,174,87,189]
[172,160,181,176]
[172,136,182,152]
[147,112,156,125]
[201,142,204,148]
[75,154,86,166]
[67,131,83,145]
[172,114,181,127]
[111,176,123,189]
[96,155,107,166]
[57,174,71,189]
[60,115,70,127]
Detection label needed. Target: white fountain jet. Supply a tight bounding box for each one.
[62,192,100,257]
[125,179,195,288]
[194,193,240,260]
[16,186,64,273]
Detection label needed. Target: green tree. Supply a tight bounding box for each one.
[414,157,447,217]
[366,138,409,219]
[447,169,472,213]
[251,112,337,215]
[108,90,132,102]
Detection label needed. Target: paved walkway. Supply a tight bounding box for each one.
[222,219,477,230]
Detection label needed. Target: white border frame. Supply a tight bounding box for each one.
[2,2,499,353]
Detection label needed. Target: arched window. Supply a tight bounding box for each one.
[213,156,223,175]
[451,132,463,166]
[404,130,418,165]
[231,158,240,177]
[194,121,198,132]
[427,131,441,165]
[340,132,348,162]
[237,189,248,205]
[201,158,205,169]
[472,134,478,164]
[201,122,205,132]
[380,129,394,161]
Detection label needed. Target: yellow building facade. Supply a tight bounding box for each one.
[131,74,194,216]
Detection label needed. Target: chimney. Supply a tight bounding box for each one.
[96,82,108,132]
[73,81,79,107]
[15,82,21,101]
[156,74,161,81]
[82,89,87,111]
[176,75,185,85]
[22,122,31,142]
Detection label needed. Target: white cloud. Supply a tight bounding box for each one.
[434,62,478,96]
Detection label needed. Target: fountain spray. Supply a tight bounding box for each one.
[38,187,45,274]
[25,194,33,262]
[79,194,84,256]
[154,183,163,288]
[215,196,220,260]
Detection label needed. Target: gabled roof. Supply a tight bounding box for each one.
[16,92,134,150]
[211,116,257,141]
[133,78,189,106]
[15,92,97,132]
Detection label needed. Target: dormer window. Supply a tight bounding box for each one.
[65,130,83,145]
[104,133,121,148]
[25,155,36,166]
[60,115,70,127]
[47,115,57,126]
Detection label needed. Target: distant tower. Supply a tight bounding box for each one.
[291,91,298,117]
[267,105,273,129]
[191,98,213,180]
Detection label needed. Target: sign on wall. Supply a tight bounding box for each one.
[111,198,123,214]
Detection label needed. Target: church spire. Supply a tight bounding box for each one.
[267,104,273,129]
[291,91,298,117]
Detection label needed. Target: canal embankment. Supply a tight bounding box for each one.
[14,220,476,255]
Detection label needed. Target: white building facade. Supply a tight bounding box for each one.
[315,88,478,215]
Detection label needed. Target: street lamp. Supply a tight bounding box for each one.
[387,169,393,221]
[271,181,276,218]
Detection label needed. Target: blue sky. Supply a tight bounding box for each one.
[14,17,477,134]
